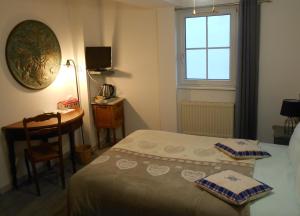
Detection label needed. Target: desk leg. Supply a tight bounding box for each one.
[96,129,101,149]
[69,132,77,173]
[122,122,125,138]
[6,134,18,189]
[112,129,116,144]
[106,129,110,145]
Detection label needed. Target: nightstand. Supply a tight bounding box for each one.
[92,98,125,148]
[272,125,292,145]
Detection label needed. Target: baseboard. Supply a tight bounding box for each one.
[0,184,12,194]
[0,171,34,194]
[91,145,98,152]
[0,152,71,194]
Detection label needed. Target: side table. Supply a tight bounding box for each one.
[92,98,125,148]
[272,125,292,145]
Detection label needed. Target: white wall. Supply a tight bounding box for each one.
[67,0,300,147]
[0,0,77,191]
[95,0,162,134]
[176,6,237,136]
[156,7,178,132]
[258,0,300,142]
[94,1,179,135]
[67,0,105,147]
[177,89,235,103]
[176,0,300,143]
[2,0,295,192]
[0,0,178,192]
[0,0,102,191]
[0,0,176,192]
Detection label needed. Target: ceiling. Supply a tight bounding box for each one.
[166,0,239,7]
[113,0,239,8]
[113,0,170,7]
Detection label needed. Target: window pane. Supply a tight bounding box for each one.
[186,50,206,79]
[208,15,230,47]
[186,17,206,48]
[208,49,230,80]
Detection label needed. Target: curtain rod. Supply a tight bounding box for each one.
[175,0,272,11]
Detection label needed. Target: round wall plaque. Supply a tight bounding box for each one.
[5,20,62,90]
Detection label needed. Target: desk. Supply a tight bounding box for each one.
[2,109,84,189]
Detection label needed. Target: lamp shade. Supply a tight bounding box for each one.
[280,99,300,117]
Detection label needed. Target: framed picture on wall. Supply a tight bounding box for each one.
[5,20,62,90]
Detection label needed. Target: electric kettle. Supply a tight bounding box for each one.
[98,84,115,99]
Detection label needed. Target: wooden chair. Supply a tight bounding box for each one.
[23,112,65,196]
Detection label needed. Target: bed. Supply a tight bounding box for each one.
[68,129,300,216]
[251,143,299,215]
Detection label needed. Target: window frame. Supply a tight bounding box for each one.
[176,6,238,90]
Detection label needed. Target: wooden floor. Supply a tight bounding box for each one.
[0,148,109,216]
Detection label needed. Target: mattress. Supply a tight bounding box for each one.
[251,143,300,216]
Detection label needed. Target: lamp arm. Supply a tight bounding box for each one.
[67,59,81,108]
[66,59,85,144]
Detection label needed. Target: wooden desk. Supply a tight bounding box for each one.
[2,109,84,189]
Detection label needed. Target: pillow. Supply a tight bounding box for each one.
[288,123,300,169]
[195,170,273,206]
[215,140,271,159]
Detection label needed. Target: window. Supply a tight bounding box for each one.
[177,7,238,89]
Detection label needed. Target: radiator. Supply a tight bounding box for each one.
[178,101,234,138]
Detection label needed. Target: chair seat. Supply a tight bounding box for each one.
[28,142,60,162]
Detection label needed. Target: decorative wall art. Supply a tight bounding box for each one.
[5,20,61,89]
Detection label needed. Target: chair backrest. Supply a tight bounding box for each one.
[23,112,62,153]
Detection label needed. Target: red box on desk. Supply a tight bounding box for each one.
[57,98,80,110]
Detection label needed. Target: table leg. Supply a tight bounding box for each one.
[6,134,18,189]
[68,132,77,173]
[106,129,110,145]
[96,129,101,149]
[122,122,125,138]
[112,129,116,144]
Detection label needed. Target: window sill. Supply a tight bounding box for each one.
[177,85,236,91]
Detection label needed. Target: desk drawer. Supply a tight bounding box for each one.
[112,102,123,127]
[92,101,124,128]
[93,106,112,128]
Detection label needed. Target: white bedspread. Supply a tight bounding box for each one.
[251,143,300,216]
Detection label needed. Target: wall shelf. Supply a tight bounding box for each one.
[87,69,114,76]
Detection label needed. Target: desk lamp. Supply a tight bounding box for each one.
[66,59,80,107]
[280,99,300,134]
[66,59,84,144]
